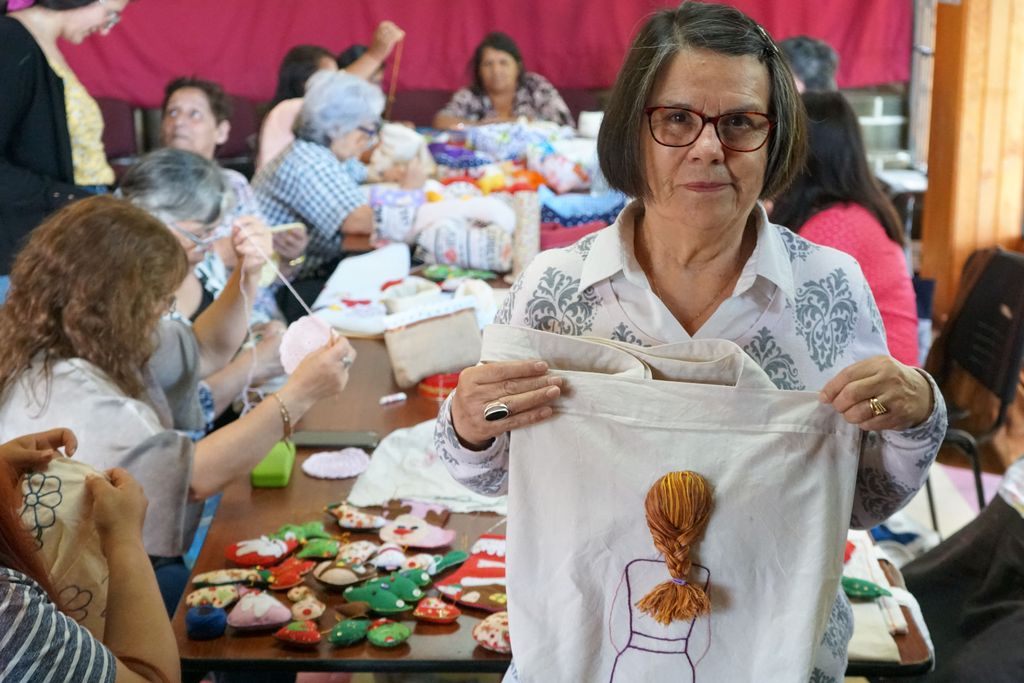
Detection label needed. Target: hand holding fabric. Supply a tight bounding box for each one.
[0,428,77,474]
[820,355,934,431]
[451,360,562,449]
[86,467,149,547]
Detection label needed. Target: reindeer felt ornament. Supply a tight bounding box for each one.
[635,471,714,625]
[379,499,456,548]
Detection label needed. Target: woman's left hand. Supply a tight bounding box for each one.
[231,216,273,277]
[820,355,934,431]
[0,428,78,474]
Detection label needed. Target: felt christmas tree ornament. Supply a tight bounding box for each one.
[227,592,292,630]
[186,605,228,640]
[185,585,240,609]
[326,502,387,530]
[472,611,511,653]
[296,537,341,560]
[273,521,333,543]
[291,596,326,621]
[328,618,372,647]
[313,559,377,588]
[274,620,322,647]
[342,583,412,614]
[366,618,412,648]
[413,597,461,624]
[225,536,298,567]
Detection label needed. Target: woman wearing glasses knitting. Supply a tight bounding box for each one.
[435,3,946,681]
[254,70,425,309]
[0,0,129,301]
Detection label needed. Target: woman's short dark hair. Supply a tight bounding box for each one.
[337,44,368,70]
[771,91,904,246]
[162,76,233,124]
[470,31,526,95]
[271,44,336,107]
[598,1,806,201]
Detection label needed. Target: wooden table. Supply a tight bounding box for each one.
[173,339,511,676]
[173,339,932,678]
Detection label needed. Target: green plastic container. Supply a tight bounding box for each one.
[250,440,296,488]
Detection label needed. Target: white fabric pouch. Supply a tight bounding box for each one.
[480,324,862,683]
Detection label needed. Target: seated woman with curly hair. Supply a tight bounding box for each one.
[0,196,356,613]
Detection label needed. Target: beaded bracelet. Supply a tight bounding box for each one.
[269,392,293,440]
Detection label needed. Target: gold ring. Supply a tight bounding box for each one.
[868,397,888,417]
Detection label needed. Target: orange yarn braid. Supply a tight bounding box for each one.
[635,471,714,625]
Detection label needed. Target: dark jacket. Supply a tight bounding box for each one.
[0,16,88,274]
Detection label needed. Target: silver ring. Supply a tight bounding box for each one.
[483,401,511,422]
[342,355,354,368]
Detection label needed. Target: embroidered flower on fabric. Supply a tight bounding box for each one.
[21,471,64,546]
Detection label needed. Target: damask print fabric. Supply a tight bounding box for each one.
[434,201,946,682]
[480,326,862,682]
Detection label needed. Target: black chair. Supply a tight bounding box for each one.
[924,248,1024,528]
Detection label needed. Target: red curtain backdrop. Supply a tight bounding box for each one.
[63,0,912,107]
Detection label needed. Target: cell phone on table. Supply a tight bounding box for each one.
[292,430,380,450]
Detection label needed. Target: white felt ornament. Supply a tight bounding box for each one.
[279,315,333,374]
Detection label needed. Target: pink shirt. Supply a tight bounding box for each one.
[798,203,919,365]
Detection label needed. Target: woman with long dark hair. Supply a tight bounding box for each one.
[772,91,919,365]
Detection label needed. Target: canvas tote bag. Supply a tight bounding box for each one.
[480,325,862,682]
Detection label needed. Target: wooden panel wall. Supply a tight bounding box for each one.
[921,0,1024,317]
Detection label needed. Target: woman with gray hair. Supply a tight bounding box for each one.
[435,2,944,680]
[254,70,396,307]
[120,148,285,423]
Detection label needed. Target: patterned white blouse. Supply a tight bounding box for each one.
[434,201,947,683]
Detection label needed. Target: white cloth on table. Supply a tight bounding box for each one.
[481,324,862,683]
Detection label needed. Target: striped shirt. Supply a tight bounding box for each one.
[0,567,116,683]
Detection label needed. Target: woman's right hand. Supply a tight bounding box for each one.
[284,337,355,405]
[451,360,563,448]
[86,468,149,546]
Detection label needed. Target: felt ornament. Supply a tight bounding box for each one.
[287,586,314,603]
[274,620,321,647]
[227,592,292,630]
[370,543,407,572]
[313,559,377,588]
[413,597,461,624]
[185,585,240,609]
[296,537,341,560]
[367,618,412,648]
[186,605,227,640]
[403,553,438,572]
[435,535,507,612]
[379,513,456,549]
[634,472,713,625]
[337,601,371,619]
[398,568,432,588]
[403,550,470,575]
[291,596,326,621]
[342,583,412,614]
[337,540,379,565]
[273,521,332,543]
[472,611,511,653]
[193,568,263,587]
[225,536,297,567]
[279,315,332,374]
[258,556,316,590]
[302,448,371,479]
[363,572,425,602]
[842,576,892,600]
[326,502,387,530]
[328,618,372,647]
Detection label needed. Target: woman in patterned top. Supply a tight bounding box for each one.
[0,429,179,683]
[435,3,945,681]
[433,31,574,129]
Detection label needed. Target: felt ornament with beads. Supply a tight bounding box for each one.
[291,596,326,621]
[342,582,414,614]
[193,568,263,587]
[225,535,298,567]
[313,558,377,588]
[338,540,380,565]
[272,521,333,543]
[472,611,511,653]
[296,537,342,560]
[328,617,372,647]
[841,576,892,600]
[286,585,314,603]
[257,556,316,590]
[379,499,456,548]
[367,618,412,648]
[185,585,240,609]
[434,534,507,612]
[413,596,461,624]
[362,572,425,602]
[326,502,387,530]
[226,591,292,630]
[370,542,407,571]
[274,619,322,647]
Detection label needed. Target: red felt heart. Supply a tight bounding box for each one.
[274,620,321,647]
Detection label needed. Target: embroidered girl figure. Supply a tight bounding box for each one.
[609,470,714,682]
